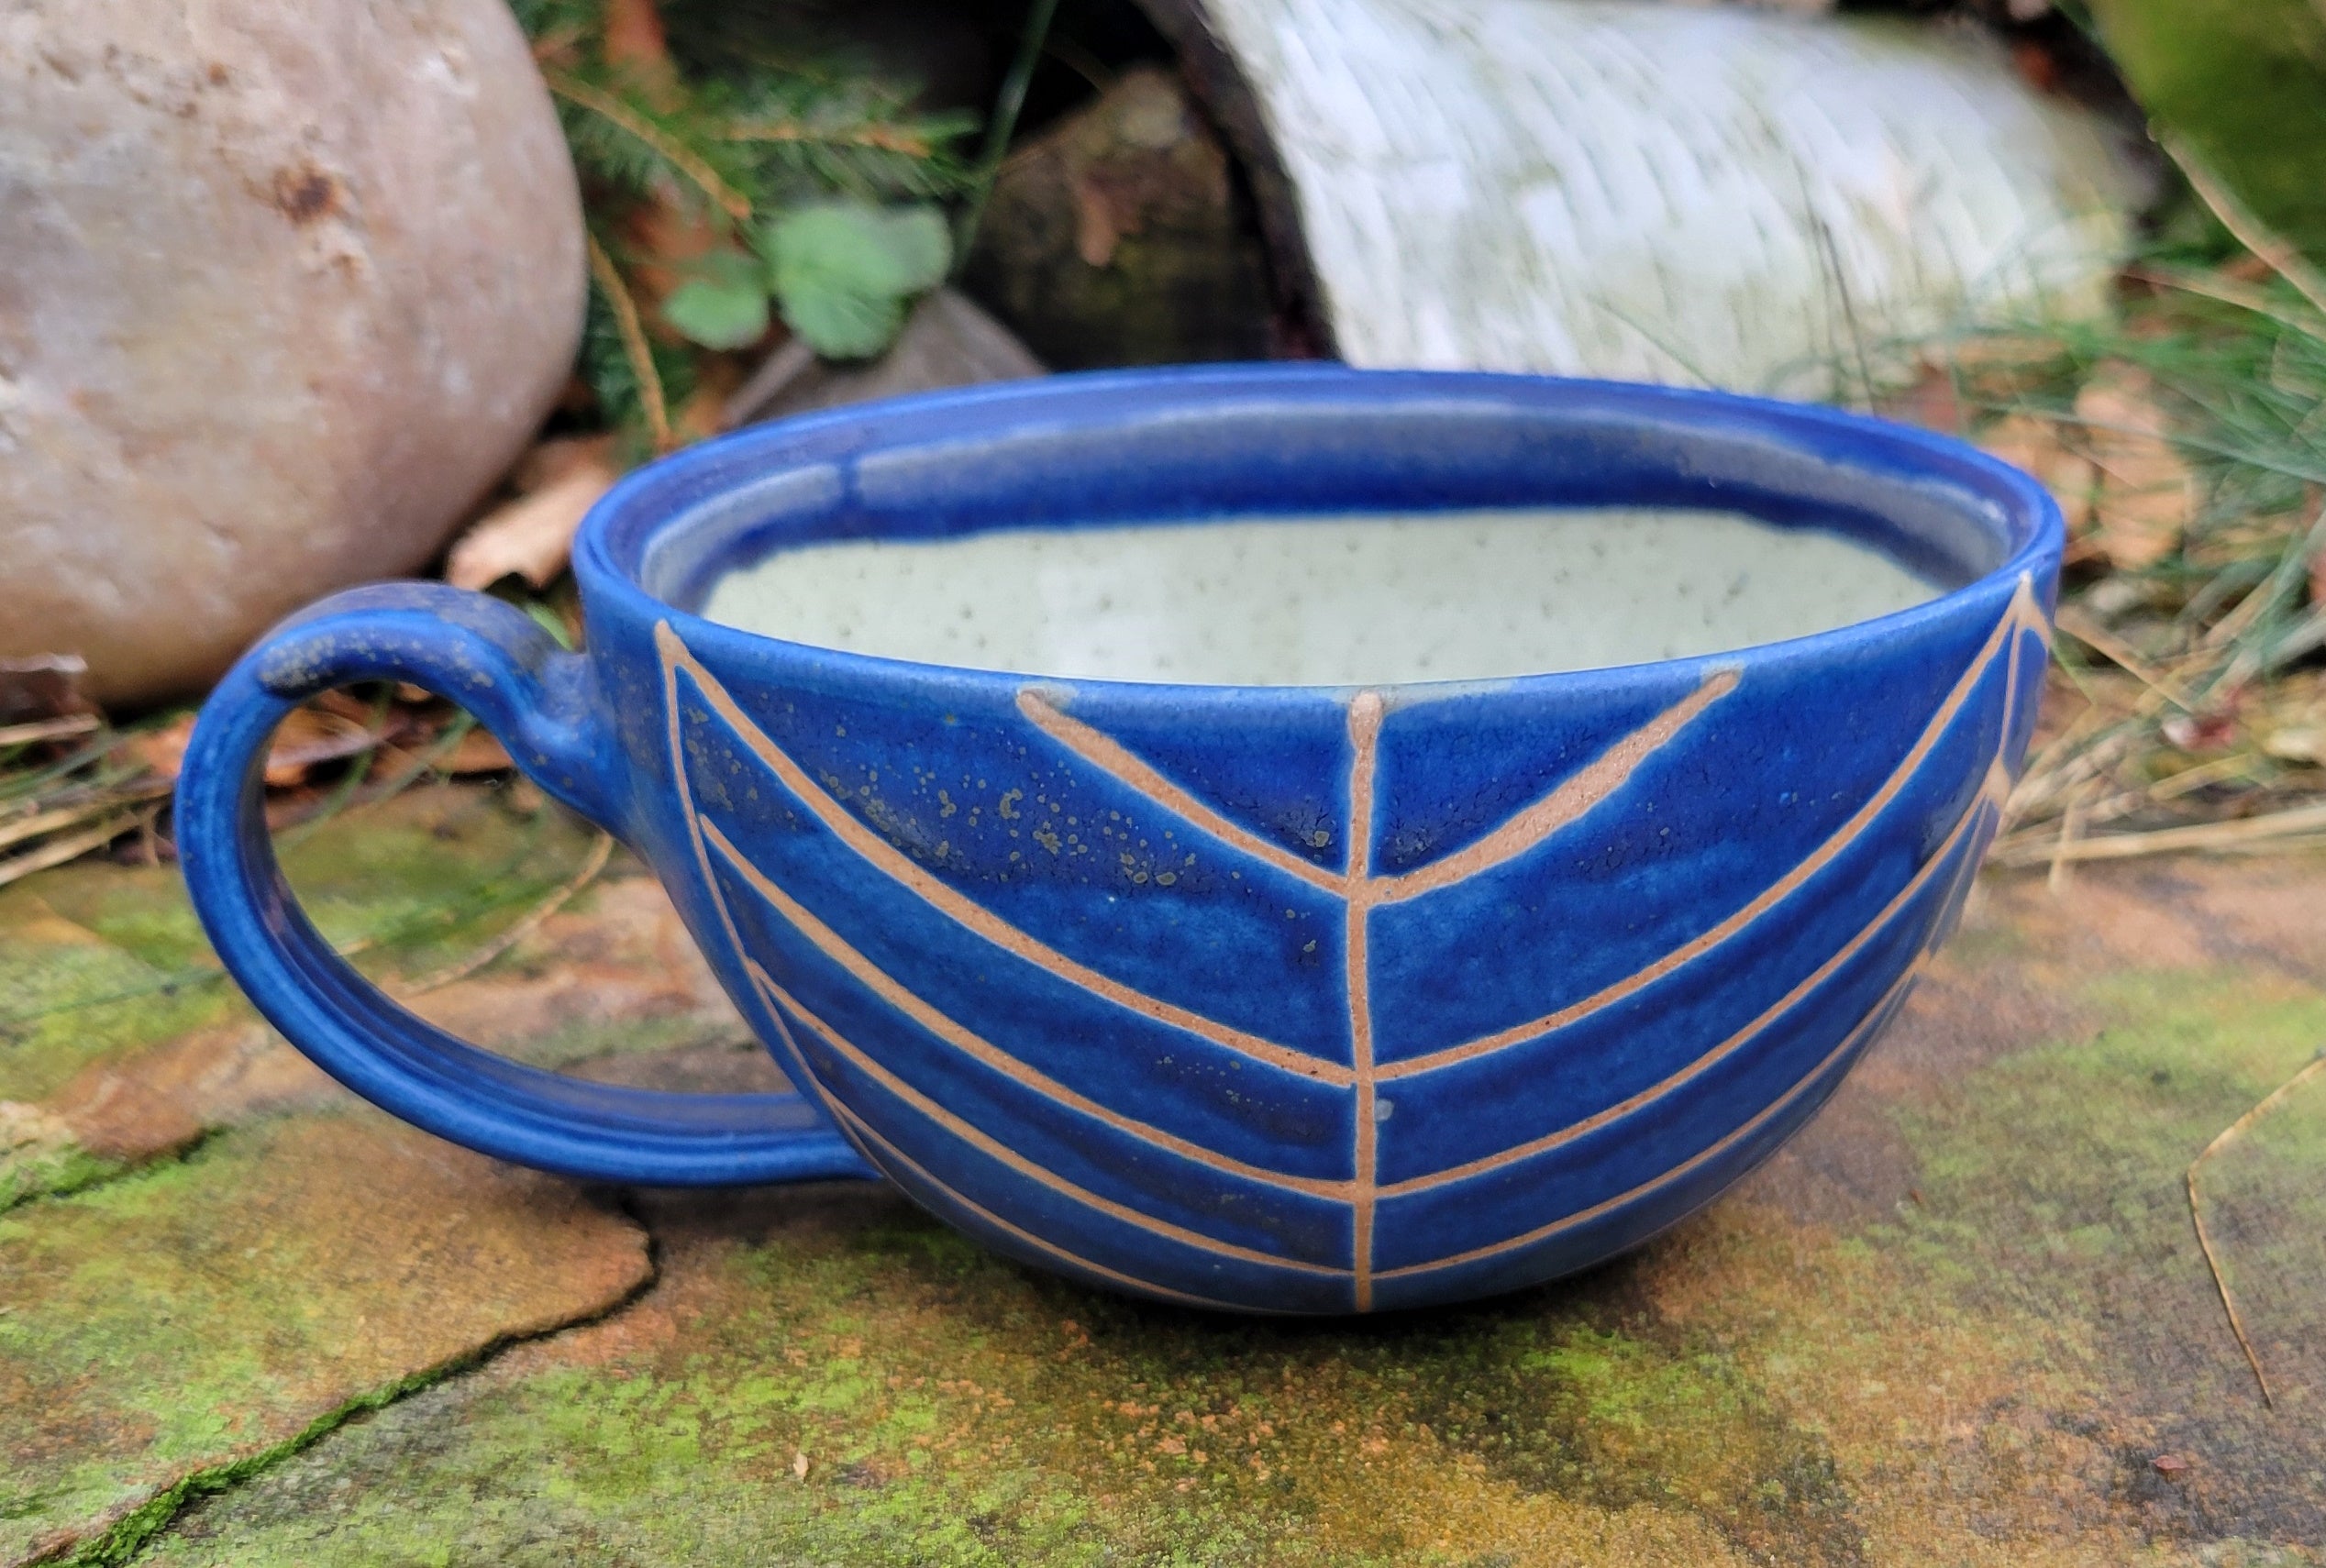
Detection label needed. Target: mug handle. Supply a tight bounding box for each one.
[176,582,876,1187]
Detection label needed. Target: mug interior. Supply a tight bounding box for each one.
[582,367,2053,687]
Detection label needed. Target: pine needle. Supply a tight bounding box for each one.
[1993,800,2326,866]
[585,230,673,453]
[395,831,615,995]
[2187,1046,2326,1409]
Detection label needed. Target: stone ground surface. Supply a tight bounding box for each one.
[3,782,2322,1565]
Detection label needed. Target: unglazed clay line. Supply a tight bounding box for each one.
[703,817,1354,1199]
[663,632,871,1151]
[818,1094,1269,1312]
[658,625,1348,1086]
[754,962,1350,1279]
[1377,786,1999,1198]
[1020,667,1741,910]
[1345,690,1385,1310]
[1378,578,2046,1081]
[1366,667,1742,905]
[1016,690,1348,894]
[1374,961,1923,1282]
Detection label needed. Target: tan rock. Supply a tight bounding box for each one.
[0,0,586,705]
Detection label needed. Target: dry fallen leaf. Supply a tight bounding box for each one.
[260,708,379,788]
[438,727,516,777]
[1874,360,1966,436]
[792,1451,811,1482]
[124,713,197,783]
[2074,364,2197,570]
[128,707,379,789]
[515,434,617,495]
[1977,414,2097,536]
[445,457,621,592]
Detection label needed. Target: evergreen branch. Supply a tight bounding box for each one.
[547,69,753,220]
[586,230,673,452]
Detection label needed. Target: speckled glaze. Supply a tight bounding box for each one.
[178,366,2061,1315]
[698,508,1939,685]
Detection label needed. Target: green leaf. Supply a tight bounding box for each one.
[661,251,772,350]
[763,201,952,359]
[781,289,910,361]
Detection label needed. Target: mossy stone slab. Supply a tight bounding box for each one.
[127,854,2326,1566]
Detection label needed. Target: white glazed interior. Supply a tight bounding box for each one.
[699,507,1937,686]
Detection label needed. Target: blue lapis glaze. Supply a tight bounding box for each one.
[179,365,2060,1314]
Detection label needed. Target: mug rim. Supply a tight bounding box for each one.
[571,363,2064,701]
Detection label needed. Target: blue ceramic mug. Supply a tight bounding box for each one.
[179,366,2059,1314]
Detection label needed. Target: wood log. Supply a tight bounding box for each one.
[1135,0,2145,392]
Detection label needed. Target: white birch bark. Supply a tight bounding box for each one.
[1198,0,2140,392]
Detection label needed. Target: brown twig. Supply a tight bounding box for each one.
[394,831,616,996]
[2188,1047,2326,1408]
[721,337,817,430]
[1993,799,2326,867]
[0,714,102,748]
[0,780,174,855]
[2052,608,2199,712]
[585,232,673,453]
[0,812,146,889]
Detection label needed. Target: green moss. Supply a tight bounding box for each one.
[1897,974,2326,1281]
[0,1135,122,1212]
[2,1110,648,1564]
[0,900,233,1105]
[134,1181,1860,1568]
[0,788,604,1105]
[0,1132,397,1561]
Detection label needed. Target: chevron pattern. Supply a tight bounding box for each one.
[654,573,2048,1311]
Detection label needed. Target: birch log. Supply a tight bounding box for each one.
[1149,0,2143,392]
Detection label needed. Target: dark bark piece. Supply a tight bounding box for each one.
[960,66,1283,369]
[0,655,94,726]
[1127,0,1333,357]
